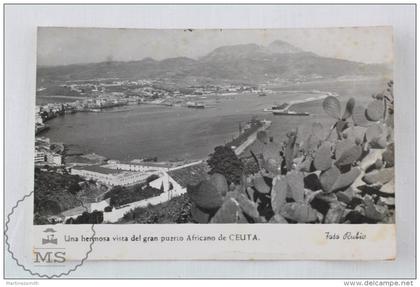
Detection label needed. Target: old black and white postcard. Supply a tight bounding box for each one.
[29,27,395,260]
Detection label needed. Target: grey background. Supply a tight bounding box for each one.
[4,4,416,278]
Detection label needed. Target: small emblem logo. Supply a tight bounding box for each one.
[34,228,66,264]
[42,228,58,245]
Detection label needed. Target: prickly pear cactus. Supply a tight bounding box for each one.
[313,142,332,171]
[184,81,394,224]
[187,180,224,210]
[210,198,244,223]
[366,99,385,122]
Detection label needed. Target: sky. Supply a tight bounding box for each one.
[37,27,393,66]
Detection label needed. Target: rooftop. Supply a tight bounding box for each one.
[120,161,172,168]
[72,165,123,175]
[66,156,99,165]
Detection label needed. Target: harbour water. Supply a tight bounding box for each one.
[41,79,386,161]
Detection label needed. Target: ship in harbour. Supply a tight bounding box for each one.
[186,101,205,109]
[264,103,309,116]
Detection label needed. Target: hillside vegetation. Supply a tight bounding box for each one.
[34,169,83,218]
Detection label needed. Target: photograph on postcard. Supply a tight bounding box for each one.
[33,27,394,226]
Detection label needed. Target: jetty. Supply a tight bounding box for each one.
[232,120,272,156]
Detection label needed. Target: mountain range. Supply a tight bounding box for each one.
[37,40,391,86]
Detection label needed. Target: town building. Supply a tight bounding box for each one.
[36,137,50,146]
[62,161,209,223]
[35,113,43,124]
[46,152,62,166]
[34,150,46,163]
[61,198,111,218]
[70,165,151,186]
[104,161,171,173]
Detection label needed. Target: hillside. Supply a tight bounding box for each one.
[37,40,391,86]
[34,169,83,217]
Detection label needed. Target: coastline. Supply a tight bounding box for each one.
[37,91,334,166]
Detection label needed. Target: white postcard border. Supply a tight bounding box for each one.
[4,4,415,278]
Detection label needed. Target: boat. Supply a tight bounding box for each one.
[186,101,205,109]
[272,103,289,110]
[263,103,289,112]
[264,102,310,116]
[272,110,310,116]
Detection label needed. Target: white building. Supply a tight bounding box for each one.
[61,198,111,219]
[104,161,170,173]
[35,113,43,124]
[34,150,45,163]
[46,152,62,166]
[70,165,151,186]
[63,161,209,223]
[35,137,50,147]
